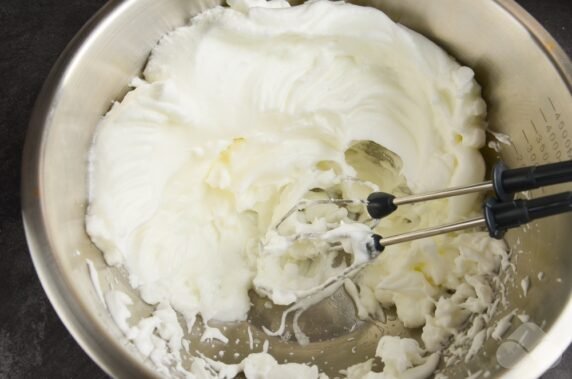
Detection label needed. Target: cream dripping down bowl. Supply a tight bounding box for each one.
[22,0,572,378]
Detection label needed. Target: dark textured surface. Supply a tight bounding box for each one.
[0,0,570,378]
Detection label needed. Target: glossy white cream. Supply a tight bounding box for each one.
[87,0,508,377]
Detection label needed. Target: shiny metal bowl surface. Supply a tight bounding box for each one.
[22,0,572,378]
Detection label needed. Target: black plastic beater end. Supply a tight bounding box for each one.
[366,234,384,260]
[492,160,572,201]
[484,191,572,239]
[367,192,397,219]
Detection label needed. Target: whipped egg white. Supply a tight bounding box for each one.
[86,0,508,377]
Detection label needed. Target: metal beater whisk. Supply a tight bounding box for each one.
[273,160,572,261]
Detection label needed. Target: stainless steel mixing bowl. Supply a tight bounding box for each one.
[22,0,572,378]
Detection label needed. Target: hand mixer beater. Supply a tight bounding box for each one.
[269,160,572,264]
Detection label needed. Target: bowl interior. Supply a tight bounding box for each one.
[23,0,572,377]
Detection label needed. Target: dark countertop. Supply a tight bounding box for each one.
[0,1,570,378]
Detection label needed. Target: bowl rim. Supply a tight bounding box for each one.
[21,0,572,378]
[22,1,163,377]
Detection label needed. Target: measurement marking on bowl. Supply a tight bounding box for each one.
[517,97,571,168]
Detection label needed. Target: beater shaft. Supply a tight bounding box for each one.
[366,159,572,219]
[371,191,572,253]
